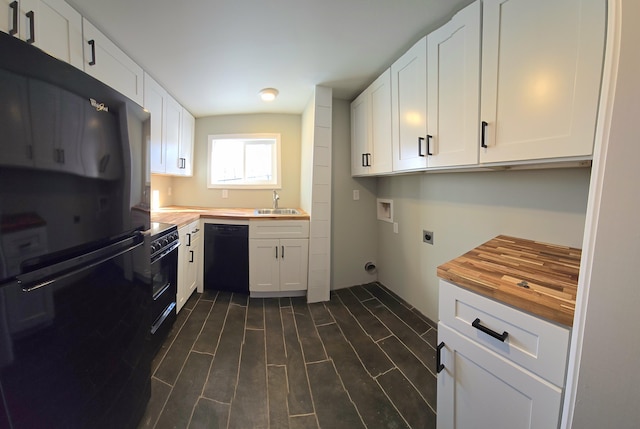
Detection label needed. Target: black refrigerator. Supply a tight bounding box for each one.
[0,32,152,429]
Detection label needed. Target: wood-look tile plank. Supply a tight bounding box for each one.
[189,398,229,429]
[192,292,231,354]
[154,352,213,429]
[292,299,327,362]
[316,323,409,429]
[267,366,290,429]
[335,288,391,341]
[265,299,286,365]
[308,302,333,326]
[281,307,314,415]
[202,304,247,403]
[324,299,393,377]
[379,336,437,410]
[363,283,432,335]
[231,292,248,307]
[228,329,268,429]
[289,414,318,429]
[154,300,214,386]
[247,297,265,329]
[307,360,365,429]
[363,298,437,374]
[137,378,171,429]
[378,368,435,429]
[349,285,374,302]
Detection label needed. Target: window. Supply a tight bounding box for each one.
[207,133,281,189]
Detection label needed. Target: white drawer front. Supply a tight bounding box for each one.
[439,279,570,386]
[249,220,309,239]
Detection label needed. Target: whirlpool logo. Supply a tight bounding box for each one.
[89,98,109,112]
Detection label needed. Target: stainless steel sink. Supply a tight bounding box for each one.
[254,208,300,215]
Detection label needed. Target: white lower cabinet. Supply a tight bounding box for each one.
[177,220,200,312]
[249,220,309,293]
[437,323,562,429]
[437,280,570,429]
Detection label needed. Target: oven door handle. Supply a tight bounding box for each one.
[7,232,143,292]
[151,302,176,335]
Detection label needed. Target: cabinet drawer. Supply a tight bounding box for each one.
[439,279,570,386]
[249,220,309,239]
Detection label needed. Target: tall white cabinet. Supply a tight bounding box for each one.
[479,0,605,163]
[426,1,481,168]
[351,68,392,176]
[145,72,195,176]
[391,36,427,171]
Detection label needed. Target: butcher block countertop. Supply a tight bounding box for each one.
[437,235,581,327]
[151,206,310,228]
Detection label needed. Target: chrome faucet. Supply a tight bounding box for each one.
[273,190,280,209]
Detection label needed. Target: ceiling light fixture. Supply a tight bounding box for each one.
[259,88,279,102]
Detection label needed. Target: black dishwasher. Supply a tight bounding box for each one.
[204,224,249,293]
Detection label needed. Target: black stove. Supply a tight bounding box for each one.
[147,222,179,356]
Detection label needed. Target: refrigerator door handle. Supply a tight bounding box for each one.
[12,232,143,292]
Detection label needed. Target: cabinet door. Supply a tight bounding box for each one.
[369,69,392,174]
[144,73,166,174]
[279,239,308,291]
[479,0,605,163]
[0,69,33,168]
[179,108,195,176]
[249,238,280,292]
[427,1,480,168]
[1,0,23,37]
[350,89,369,176]
[163,95,183,176]
[184,222,200,297]
[19,0,83,69]
[437,323,562,429]
[391,36,427,172]
[82,18,144,106]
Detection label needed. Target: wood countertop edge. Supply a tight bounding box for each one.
[151,206,310,228]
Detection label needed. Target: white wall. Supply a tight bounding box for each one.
[158,113,302,209]
[377,168,591,321]
[330,99,379,289]
[565,0,640,426]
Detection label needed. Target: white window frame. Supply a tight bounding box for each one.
[207,133,281,189]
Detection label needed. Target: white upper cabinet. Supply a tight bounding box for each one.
[145,72,194,176]
[391,36,428,172]
[1,0,83,69]
[82,18,144,106]
[178,108,195,177]
[427,1,481,168]
[479,0,605,163]
[145,72,166,174]
[351,68,392,176]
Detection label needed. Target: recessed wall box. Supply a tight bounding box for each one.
[377,198,393,223]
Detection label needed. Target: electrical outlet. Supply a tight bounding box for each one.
[167,187,172,196]
[353,189,360,200]
[393,222,399,234]
[222,189,228,199]
[423,230,434,245]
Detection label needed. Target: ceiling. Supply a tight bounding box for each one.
[66,0,474,118]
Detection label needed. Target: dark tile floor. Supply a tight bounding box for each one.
[137,282,438,429]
